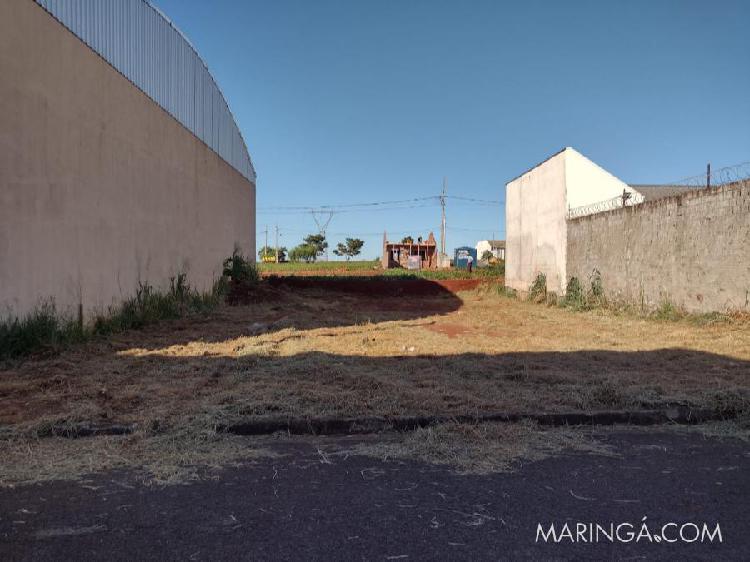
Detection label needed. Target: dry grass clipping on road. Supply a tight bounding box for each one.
[347,421,614,474]
[0,423,275,487]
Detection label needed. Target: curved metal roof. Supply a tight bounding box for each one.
[35,0,256,183]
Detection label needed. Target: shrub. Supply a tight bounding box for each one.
[563,277,585,309]
[2,271,224,360]
[0,302,85,360]
[652,300,683,322]
[222,249,259,286]
[588,269,606,306]
[528,273,547,303]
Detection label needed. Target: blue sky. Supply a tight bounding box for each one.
[154,0,750,259]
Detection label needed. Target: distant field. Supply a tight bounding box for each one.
[259,260,504,280]
[259,260,378,273]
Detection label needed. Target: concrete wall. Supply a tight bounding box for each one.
[505,147,643,294]
[567,184,750,313]
[505,151,568,293]
[0,0,255,319]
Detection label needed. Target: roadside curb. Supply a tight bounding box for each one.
[8,406,733,440]
[221,406,728,436]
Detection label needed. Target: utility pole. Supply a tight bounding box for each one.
[274,224,279,263]
[268,222,274,260]
[440,177,447,259]
[707,163,711,190]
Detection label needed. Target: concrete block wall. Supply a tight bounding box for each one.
[0,0,255,319]
[566,184,750,313]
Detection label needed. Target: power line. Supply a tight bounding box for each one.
[257,193,504,215]
[445,195,504,205]
[257,202,441,215]
[258,196,439,212]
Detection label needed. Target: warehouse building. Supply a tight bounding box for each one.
[0,0,256,319]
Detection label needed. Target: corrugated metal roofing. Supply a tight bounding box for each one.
[629,185,702,202]
[34,0,256,183]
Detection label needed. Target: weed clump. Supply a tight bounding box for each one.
[223,249,260,286]
[562,277,585,309]
[587,269,606,307]
[528,273,547,303]
[0,303,86,360]
[652,300,684,322]
[222,249,260,304]
[1,270,225,360]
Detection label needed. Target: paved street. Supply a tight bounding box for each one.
[1,430,747,561]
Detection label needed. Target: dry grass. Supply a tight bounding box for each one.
[1,281,749,485]
[2,285,749,427]
[348,421,614,474]
[0,422,274,487]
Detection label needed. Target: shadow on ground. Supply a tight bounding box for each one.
[2,347,748,428]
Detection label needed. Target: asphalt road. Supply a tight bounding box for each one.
[1,430,747,561]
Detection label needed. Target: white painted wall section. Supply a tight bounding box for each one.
[505,150,567,293]
[505,147,637,294]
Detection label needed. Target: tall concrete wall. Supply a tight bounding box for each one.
[567,184,750,313]
[0,0,255,319]
[505,147,639,293]
[505,151,568,293]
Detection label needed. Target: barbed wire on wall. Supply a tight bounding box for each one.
[567,159,750,219]
[566,191,645,219]
[670,161,750,189]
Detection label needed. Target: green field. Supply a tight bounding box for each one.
[258,260,378,273]
[259,260,504,279]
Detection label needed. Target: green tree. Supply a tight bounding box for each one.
[303,234,328,259]
[401,236,414,244]
[333,238,365,261]
[258,246,287,261]
[289,244,317,262]
[481,250,494,261]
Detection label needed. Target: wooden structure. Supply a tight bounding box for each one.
[381,232,438,270]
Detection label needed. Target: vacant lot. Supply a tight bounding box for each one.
[1,277,749,484]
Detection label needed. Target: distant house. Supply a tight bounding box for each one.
[505,147,697,293]
[382,232,438,270]
[476,240,505,261]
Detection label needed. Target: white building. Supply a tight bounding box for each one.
[476,240,505,261]
[505,147,642,293]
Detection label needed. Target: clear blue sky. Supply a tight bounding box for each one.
[154,0,750,259]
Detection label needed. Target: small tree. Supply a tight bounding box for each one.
[401,236,414,244]
[481,250,494,261]
[258,246,287,261]
[289,244,317,263]
[303,234,328,259]
[333,238,365,261]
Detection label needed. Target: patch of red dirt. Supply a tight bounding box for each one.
[433,279,486,292]
[424,323,474,338]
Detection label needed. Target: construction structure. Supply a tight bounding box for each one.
[382,232,438,270]
[1,0,256,319]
